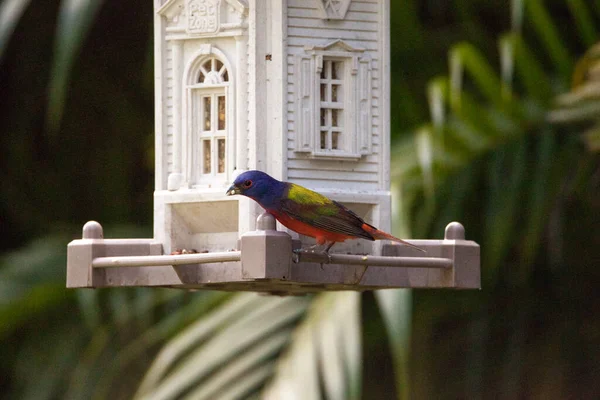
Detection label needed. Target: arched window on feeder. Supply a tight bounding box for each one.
[188,56,230,187]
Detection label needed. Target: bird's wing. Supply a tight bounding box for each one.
[278,186,374,240]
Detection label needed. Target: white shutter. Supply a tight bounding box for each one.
[357,56,372,155]
[295,55,314,152]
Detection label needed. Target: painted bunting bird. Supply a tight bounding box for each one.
[226,170,424,253]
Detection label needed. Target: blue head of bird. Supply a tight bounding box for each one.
[226,170,285,207]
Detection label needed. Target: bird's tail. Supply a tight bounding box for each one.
[362,224,426,253]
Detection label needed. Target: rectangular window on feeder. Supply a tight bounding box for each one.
[295,41,373,160]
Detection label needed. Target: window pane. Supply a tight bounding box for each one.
[216,59,223,72]
[203,60,212,70]
[331,61,341,79]
[320,108,326,127]
[320,131,327,149]
[203,139,211,174]
[218,96,226,130]
[198,71,205,83]
[332,132,339,150]
[217,139,225,173]
[203,97,211,131]
[320,83,327,101]
[331,84,339,102]
[222,69,229,82]
[331,109,339,127]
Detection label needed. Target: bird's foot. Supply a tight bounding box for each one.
[292,247,321,264]
[320,251,332,264]
[170,248,206,255]
[293,243,321,254]
[318,251,331,269]
[352,266,369,285]
[292,248,314,255]
[291,248,332,268]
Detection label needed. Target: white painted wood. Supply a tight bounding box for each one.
[234,33,248,172]
[154,0,392,254]
[167,40,183,190]
[379,0,391,190]
[154,5,165,191]
[266,0,287,181]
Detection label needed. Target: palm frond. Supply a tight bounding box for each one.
[550,42,600,152]
[374,290,412,400]
[0,0,32,62]
[136,294,310,400]
[263,292,362,400]
[46,0,105,132]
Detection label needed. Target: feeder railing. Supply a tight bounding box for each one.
[92,251,242,268]
[66,217,481,292]
[292,252,453,268]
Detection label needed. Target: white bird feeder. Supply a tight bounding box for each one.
[66,0,481,294]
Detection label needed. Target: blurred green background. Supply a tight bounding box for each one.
[0,0,599,399]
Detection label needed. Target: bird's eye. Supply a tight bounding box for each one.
[242,180,253,188]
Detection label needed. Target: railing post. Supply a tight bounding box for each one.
[240,213,293,280]
[66,221,105,288]
[444,222,480,289]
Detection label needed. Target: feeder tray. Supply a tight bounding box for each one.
[67,213,480,295]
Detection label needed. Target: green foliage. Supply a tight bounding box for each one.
[0,229,232,399]
[47,0,106,132]
[0,0,32,63]
[395,0,596,280]
[0,235,72,339]
[393,0,600,398]
[0,0,154,252]
[136,294,310,400]
[263,292,362,400]
[550,42,600,151]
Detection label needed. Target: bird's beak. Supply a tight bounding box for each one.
[226,184,241,196]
